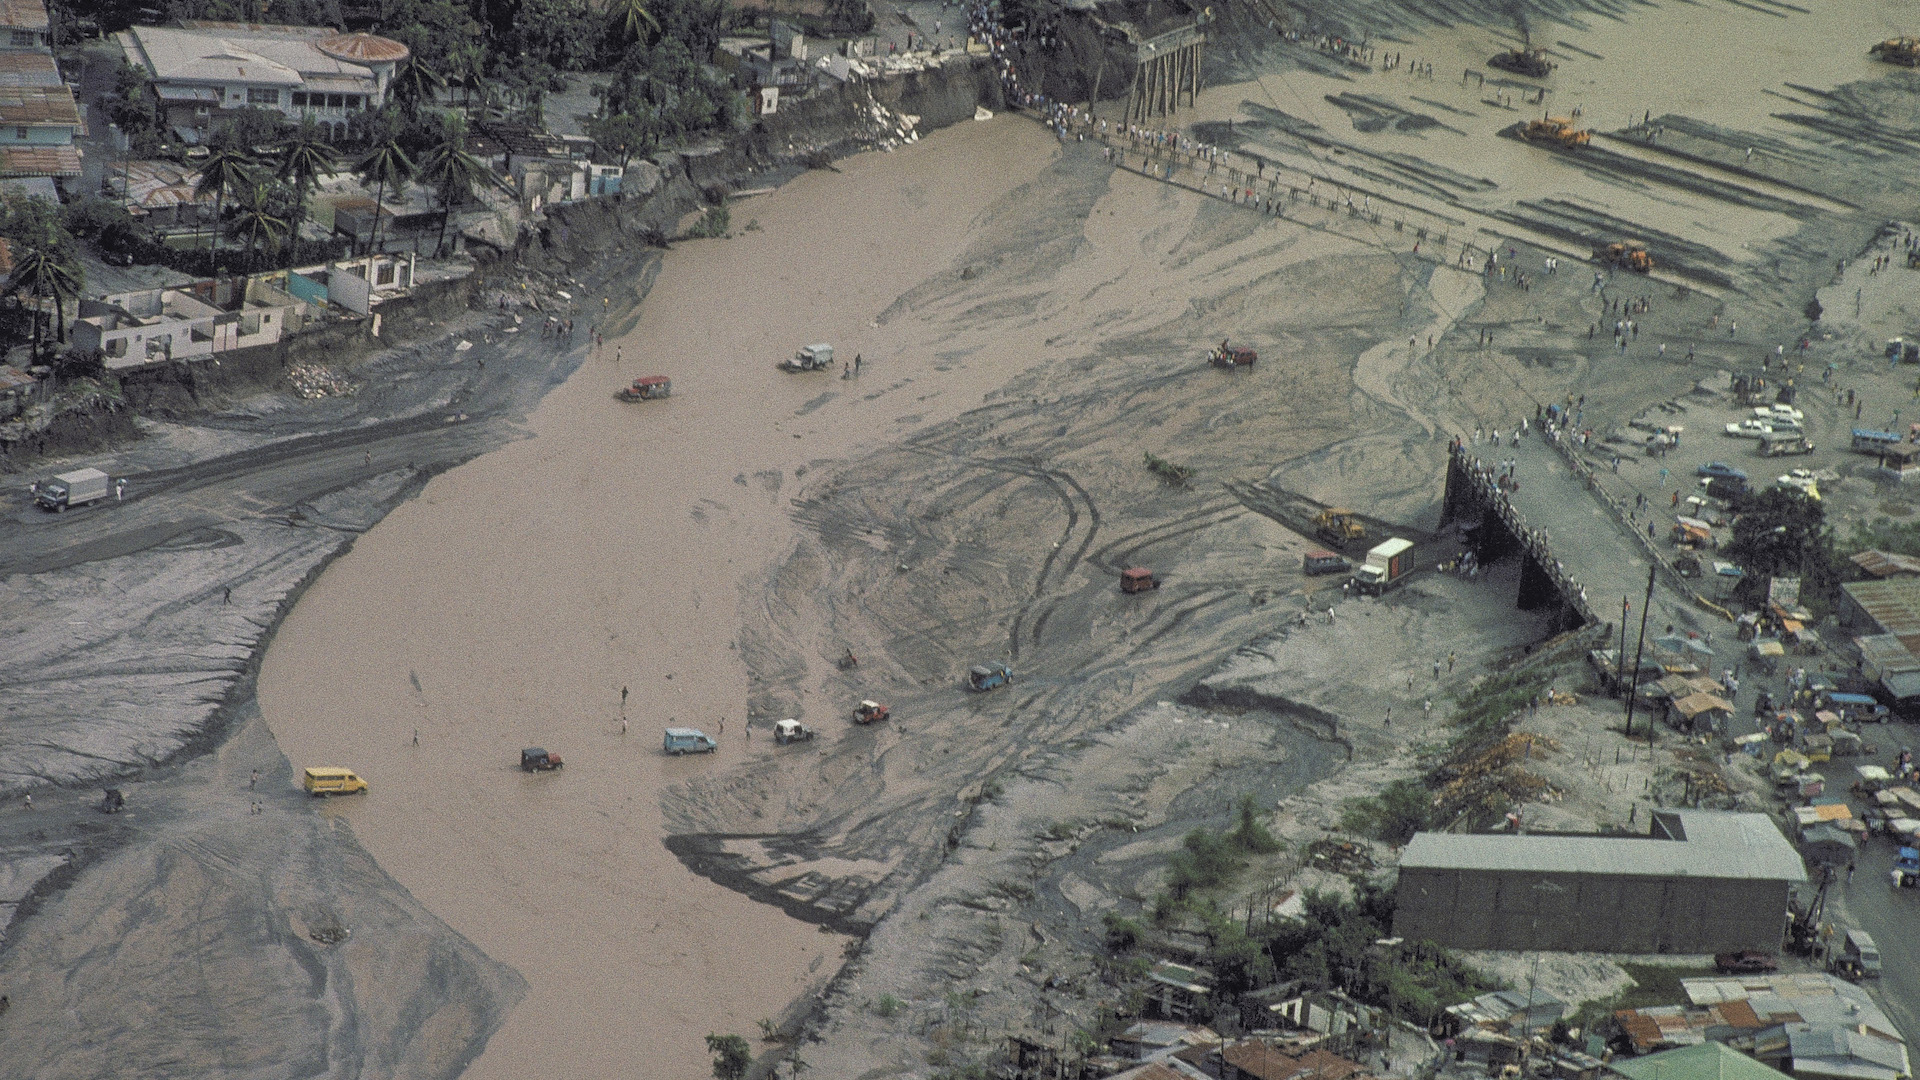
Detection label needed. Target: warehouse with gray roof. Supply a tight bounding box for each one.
[1392,811,1806,954]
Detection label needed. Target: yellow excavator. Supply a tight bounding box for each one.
[1312,508,1367,548]
[1521,116,1591,147]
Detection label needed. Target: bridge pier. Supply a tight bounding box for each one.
[1442,440,1591,632]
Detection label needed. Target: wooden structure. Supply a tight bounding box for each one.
[1126,22,1205,122]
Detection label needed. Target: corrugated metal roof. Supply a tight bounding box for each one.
[1850,550,1920,578]
[0,0,48,33]
[0,51,61,88]
[0,84,78,125]
[1611,1040,1794,1080]
[0,145,79,177]
[1842,579,1920,636]
[1401,812,1805,881]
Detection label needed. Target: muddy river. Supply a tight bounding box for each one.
[257,118,1075,1078]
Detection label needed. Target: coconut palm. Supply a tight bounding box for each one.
[6,246,82,352]
[192,145,255,261]
[354,138,414,256]
[226,182,289,276]
[275,116,337,249]
[392,56,447,115]
[416,114,489,256]
[606,0,660,44]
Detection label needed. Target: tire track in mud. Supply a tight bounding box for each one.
[1087,499,1247,570]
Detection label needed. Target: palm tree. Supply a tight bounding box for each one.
[392,56,447,115]
[275,117,337,250]
[416,114,489,256]
[193,146,255,263]
[606,0,660,44]
[227,182,289,276]
[354,138,414,256]
[7,246,82,353]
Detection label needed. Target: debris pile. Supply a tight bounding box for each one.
[288,364,354,399]
[1306,838,1375,878]
[1431,733,1564,825]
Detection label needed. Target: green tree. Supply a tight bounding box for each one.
[606,0,660,44]
[354,138,415,256]
[192,145,255,261]
[275,116,338,246]
[210,106,288,152]
[1725,488,1836,602]
[391,55,448,116]
[1341,779,1431,844]
[415,113,489,255]
[704,1033,751,1080]
[6,246,82,351]
[227,181,289,276]
[585,108,656,168]
[1231,794,1282,854]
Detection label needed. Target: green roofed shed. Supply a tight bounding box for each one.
[1610,1042,1794,1080]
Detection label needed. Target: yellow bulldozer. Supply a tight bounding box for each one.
[1871,37,1920,66]
[1521,116,1591,147]
[1312,508,1367,548]
[1596,241,1654,274]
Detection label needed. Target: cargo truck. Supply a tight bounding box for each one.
[34,467,111,512]
[1352,538,1414,596]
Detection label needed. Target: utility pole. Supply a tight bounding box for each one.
[1615,596,1630,701]
[1622,564,1656,740]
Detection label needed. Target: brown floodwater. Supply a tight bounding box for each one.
[258,117,1062,1078]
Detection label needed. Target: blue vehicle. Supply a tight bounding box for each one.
[1823,692,1891,724]
[1895,848,1920,888]
[663,728,719,755]
[967,663,1013,692]
[1853,428,1903,453]
[1698,461,1749,482]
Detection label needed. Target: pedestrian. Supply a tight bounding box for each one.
[23,793,31,810]
[1434,659,1442,679]
[621,685,629,712]
[365,450,372,467]
[224,586,232,604]
[412,727,419,746]
[1671,490,1679,508]
[1327,606,1336,624]
[1384,706,1391,726]
[719,718,726,735]
[250,769,258,789]
[1848,860,1856,883]
[1447,651,1456,672]
[854,353,862,374]
[1423,699,1432,719]
[115,478,125,501]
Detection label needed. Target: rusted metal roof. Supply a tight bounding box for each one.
[1842,579,1920,636]
[0,145,80,177]
[1851,550,1920,578]
[0,0,49,33]
[0,84,79,125]
[317,32,408,63]
[0,51,61,87]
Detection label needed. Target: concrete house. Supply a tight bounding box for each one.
[71,277,304,369]
[1392,810,1806,953]
[116,23,407,143]
[0,0,50,53]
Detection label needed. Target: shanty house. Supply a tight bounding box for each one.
[1393,811,1806,953]
[1609,1041,1793,1080]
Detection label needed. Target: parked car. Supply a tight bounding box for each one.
[773,719,815,745]
[302,767,368,796]
[1755,404,1805,423]
[519,747,563,772]
[1714,950,1780,974]
[1726,418,1775,439]
[1777,470,1821,499]
[1697,462,1749,481]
